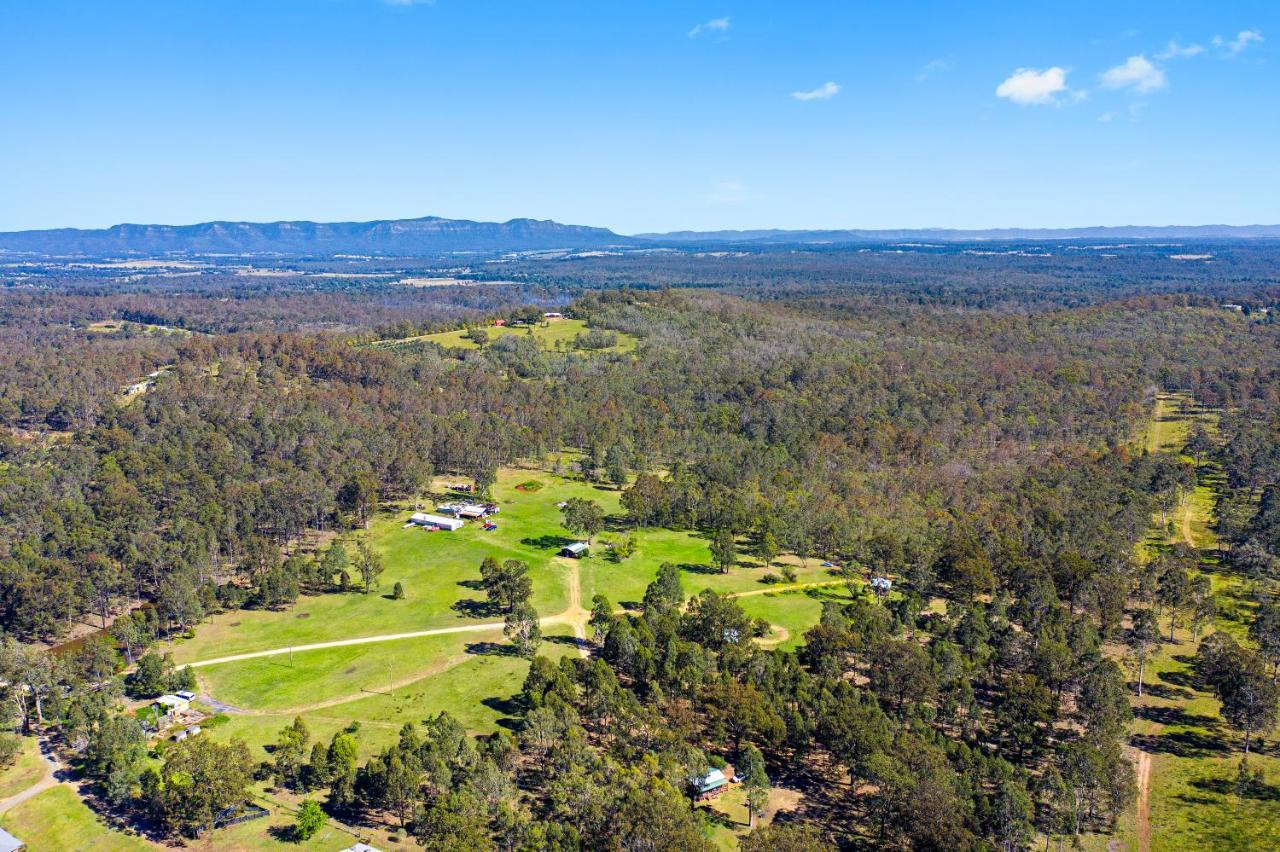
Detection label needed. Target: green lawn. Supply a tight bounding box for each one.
[171,469,833,664]
[0,786,149,852]
[370,318,637,354]
[0,736,46,799]
[735,585,854,651]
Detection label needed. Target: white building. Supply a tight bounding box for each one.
[409,512,464,531]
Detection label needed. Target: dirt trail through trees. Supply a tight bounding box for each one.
[1135,749,1152,852]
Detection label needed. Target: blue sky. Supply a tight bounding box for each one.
[2,1,1276,232]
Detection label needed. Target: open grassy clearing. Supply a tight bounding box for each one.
[171,468,831,664]
[201,625,580,761]
[0,785,150,851]
[87,319,192,337]
[0,737,47,800]
[1091,392,1280,851]
[368,317,636,353]
[154,465,841,846]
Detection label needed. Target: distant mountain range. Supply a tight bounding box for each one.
[2,216,1278,257]
[635,225,1280,243]
[0,216,638,256]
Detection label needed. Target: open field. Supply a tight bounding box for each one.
[170,468,833,664]
[87,319,193,336]
[1091,393,1280,851]
[367,318,637,353]
[0,786,150,852]
[149,465,844,846]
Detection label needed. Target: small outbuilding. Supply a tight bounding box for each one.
[410,512,464,531]
[691,768,728,800]
[154,694,191,715]
[559,542,589,558]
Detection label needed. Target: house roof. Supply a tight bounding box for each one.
[155,694,187,707]
[693,768,727,793]
[0,826,23,852]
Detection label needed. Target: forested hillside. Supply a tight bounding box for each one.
[2,247,1280,849]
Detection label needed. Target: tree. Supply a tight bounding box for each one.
[738,744,770,829]
[643,563,685,615]
[1127,608,1160,698]
[604,442,631,489]
[1249,599,1280,680]
[561,497,604,543]
[127,651,173,699]
[504,602,542,657]
[710,528,736,574]
[464,326,490,348]
[755,528,780,568]
[589,594,614,644]
[321,542,351,589]
[336,472,379,528]
[481,557,532,614]
[1189,574,1216,642]
[293,799,326,841]
[353,539,384,595]
[149,736,254,837]
[1215,651,1280,755]
[273,716,311,789]
[1157,566,1191,642]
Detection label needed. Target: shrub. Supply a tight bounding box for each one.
[392,581,405,600]
[780,565,798,583]
[294,799,326,841]
[761,572,783,585]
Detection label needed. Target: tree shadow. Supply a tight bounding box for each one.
[482,695,524,717]
[457,579,485,591]
[1135,705,1221,729]
[1192,775,1280,802]
[452,599,501,618]
[466,641,519,657]
[546,634,593,654]
[677,562,719,576]
[266,825,298,843]
[521,534,574,549]
[1142,681,1195,700]
[1131,729,1230,759]
[620,600,642,612]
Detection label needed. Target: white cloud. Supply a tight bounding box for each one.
[915,59,951,81]
[1214,29,1263,56]
[1100,55,1167,93]
[995,67,1069,105]
[1155,40,1204,60]
[792,81,841,101]
[689,17,730,38]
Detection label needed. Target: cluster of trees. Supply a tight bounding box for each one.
[479,556,541,656]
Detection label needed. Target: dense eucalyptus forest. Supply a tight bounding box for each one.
[2,243,1280,849]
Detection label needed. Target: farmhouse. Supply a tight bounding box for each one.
[560,541,589,558]
[690,768,728,800]
[409,512,464,531]
[154,694,190,715]
[0,826,24,852]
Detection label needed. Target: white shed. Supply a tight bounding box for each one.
[410,512,464,531]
